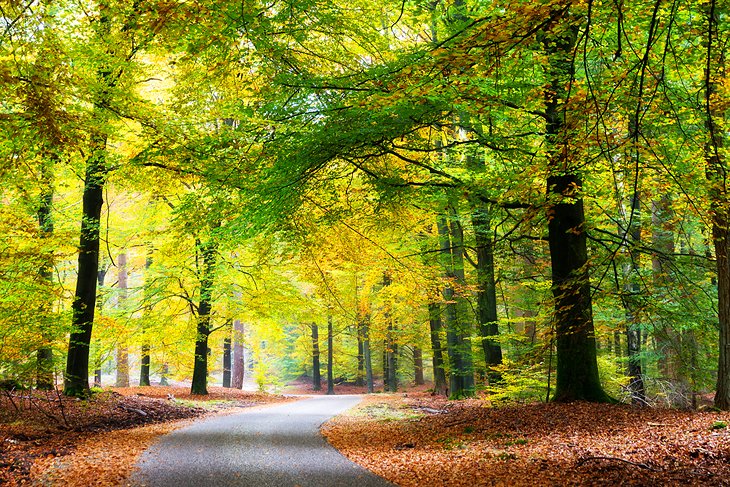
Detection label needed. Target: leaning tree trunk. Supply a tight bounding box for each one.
[705,0,730,410]
[190,238,217,395]
[63,5,116,397]
[542,8,610,402]
[64,137,107,397]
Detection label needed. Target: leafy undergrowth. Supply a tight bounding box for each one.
[323,394,730,486]
[0,386,291,486]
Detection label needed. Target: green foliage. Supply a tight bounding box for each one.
[486,359,549,404]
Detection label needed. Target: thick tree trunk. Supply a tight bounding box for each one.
[472,206,503,380]
[115,253,129,388]
[36,163,54,390]
[428,302,448,395]
[190,238,217,395]
[542,11,609,402]
[413,347,425,385]
[704,0,730,411]
[327,315,334,395]
[232,319,245,389]
[64,141,106,397]
[311,324,321,391]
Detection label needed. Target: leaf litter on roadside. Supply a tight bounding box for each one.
[322,393,730,486]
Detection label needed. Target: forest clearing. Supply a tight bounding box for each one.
[3,0,730,485]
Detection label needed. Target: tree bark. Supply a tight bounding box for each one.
[383,272,398,392]
[232,319,245,389]
[139,252,152,387]
[542,9,610,402]
[413,347,425,385]
[63,6,114,397]
[64,141,106,396]
[704,0,730,410]
[115,253,129,388]
[472,205,503,380]
[327,315,334,395]
[311,323,321,391]
[190,238,217,395]
[223,321,232,388]
[428,302,448,395]
[36,162,54,390]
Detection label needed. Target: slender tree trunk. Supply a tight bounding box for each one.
[428,302,448,395]
[705,0,730,410]
[327,315,334,395]
[93,266,107,388]
[36,162,55,390]
[115,253,129,388]
[190,238,217,395]
[622,191,645,404]
[383,272,398,392]
[311,323,321,391]
[413,347,425,385]
[139,252,152,387]
[223,321,232,388]
[356,330,365,386]
[363,313,374,393]
[472,206,503,380]
[232,319,245,389]
[542,9,609,402]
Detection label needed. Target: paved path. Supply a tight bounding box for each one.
[131,395,393,487]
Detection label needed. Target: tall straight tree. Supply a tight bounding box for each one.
[704,0,730,410]
[541,5,611,402]
[190,235,218,395]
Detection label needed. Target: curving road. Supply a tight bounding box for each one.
[130,395,393,487]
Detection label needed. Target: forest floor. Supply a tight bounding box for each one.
[0,386,293,486]
[323,393,730,486]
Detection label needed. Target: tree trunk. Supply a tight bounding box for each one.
[438,213,474,398]
[704,0,730,411]
[139,252,152,387]
[311,323,321,391]
[327,315,334,395]
[362,314,374,393]
[63,6,115,397]
[413,347,425,385]
[115,253,129,388]
[383,272,398,392]
[472,205,503,380]
[542,10,610,402]
[64,145,106,396]
[190,238,217,395]
[93,266,107,388]
[619,187,645,405]
[232,319,245,389]
[428,302,448,395]
[36,162,54,390]
[223,321,232,388]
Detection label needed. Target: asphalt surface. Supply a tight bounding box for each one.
[130,395,394,487]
